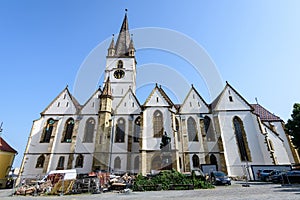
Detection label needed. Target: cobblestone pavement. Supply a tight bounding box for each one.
[1,182,300,200]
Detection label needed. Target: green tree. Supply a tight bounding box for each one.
[285,103,300,152]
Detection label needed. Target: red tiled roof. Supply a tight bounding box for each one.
[251,104,282,122]
[0,137,17,153]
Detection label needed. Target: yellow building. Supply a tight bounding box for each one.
[0,137,17,189]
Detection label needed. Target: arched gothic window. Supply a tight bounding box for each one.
[134,156,139,171]
[62,118,75,143]
[35,154,45,168]
[204,116,215,141]
[83,118,95,143]
[179,157,182,169]
[233,116,251,161]
[115,118,125,143]
[57,156,65,170]
[117,60,123,68]
[153,110,163,137]
[210,154,217,165]
[187,117,198,141]
[114,156,121,170]
[134,117,141,143]
[75,154,84,168]
[40,119,55,143]
[175,118,180,142]
[192,154,200,168]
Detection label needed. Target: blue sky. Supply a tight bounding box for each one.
[1,0,300,168]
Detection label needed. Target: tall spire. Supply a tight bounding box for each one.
[114,10,131,57]
[107,34,115,56]
[101,77,112,98]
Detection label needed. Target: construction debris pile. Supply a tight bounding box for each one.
[15,171,134,196]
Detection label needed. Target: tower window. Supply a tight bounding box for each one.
[117,60,123,68]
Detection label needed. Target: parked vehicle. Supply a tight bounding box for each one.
[210,171,231,185]
[272,171,300,184]
[257,169,275,181]
[270,171,286,184]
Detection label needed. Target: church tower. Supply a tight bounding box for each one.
[93,78,112,171]
[104,12,136,109]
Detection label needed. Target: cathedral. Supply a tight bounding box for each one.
[19,13,299,181]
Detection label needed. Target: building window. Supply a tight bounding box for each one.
[57,156,65,170]
[134,156,139,171]
[229,96,233,102]
[83,118,95,143]
[204,116,215,141]
[114,156,121,170]
[117,60,123,68]
[192,154,200,168]
[153,110,163,137]
[134,117,141,143]
[187,117,198,141]
[179,157,182,169]
[115,118,125,143]
[175,118,180,142]
[75,154,84,168]
[210,154,217,166]
[40,119,55,143]
[62,118,75,143]
[35,154,45,168]
[233,116,251,161]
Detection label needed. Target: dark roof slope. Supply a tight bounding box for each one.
[251,104,281,122]
[0,137,17,153]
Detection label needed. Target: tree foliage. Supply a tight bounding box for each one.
[285,103,300,151]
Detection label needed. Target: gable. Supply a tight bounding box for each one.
[180,87,209,114]
[80,89,101,115]
[143,86,171,107]
[41,87,80,115]
[115,89,141,114]
[212,83,253,111]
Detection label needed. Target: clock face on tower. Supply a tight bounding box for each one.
[114,69,125,79]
